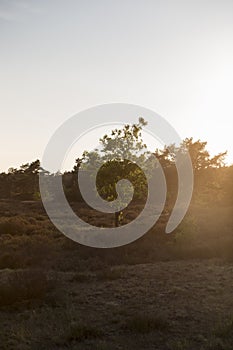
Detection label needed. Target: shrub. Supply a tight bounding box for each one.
[0,218,25,236]
[64,323,103,342]
[123,313,169,334]
[0,269,49,306]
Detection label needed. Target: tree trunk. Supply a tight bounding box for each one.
[114,211,119,227]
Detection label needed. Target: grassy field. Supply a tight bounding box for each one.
[0,200,233,349]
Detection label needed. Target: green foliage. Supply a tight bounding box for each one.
[79,118,150,226]
[99,117,148,161]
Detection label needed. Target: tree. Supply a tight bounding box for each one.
[177,138,227,205]
[5,160,41,200]
[78,118,150,227]
[179,138,227,171]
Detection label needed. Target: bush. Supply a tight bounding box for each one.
[0,218,25,236]
[123,313,169,334]
[64,323,103,342]
[0,269,50,306]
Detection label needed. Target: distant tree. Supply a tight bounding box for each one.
[179,138,227,171]
[176,138,227,205]
[5,160,41,200]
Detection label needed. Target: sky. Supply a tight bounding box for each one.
[0,0,233,172]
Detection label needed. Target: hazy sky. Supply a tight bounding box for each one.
[1,0,233,172]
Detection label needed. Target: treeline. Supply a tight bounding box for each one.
[0,138,232,207]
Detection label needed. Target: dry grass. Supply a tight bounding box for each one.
[96,266,125,281]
